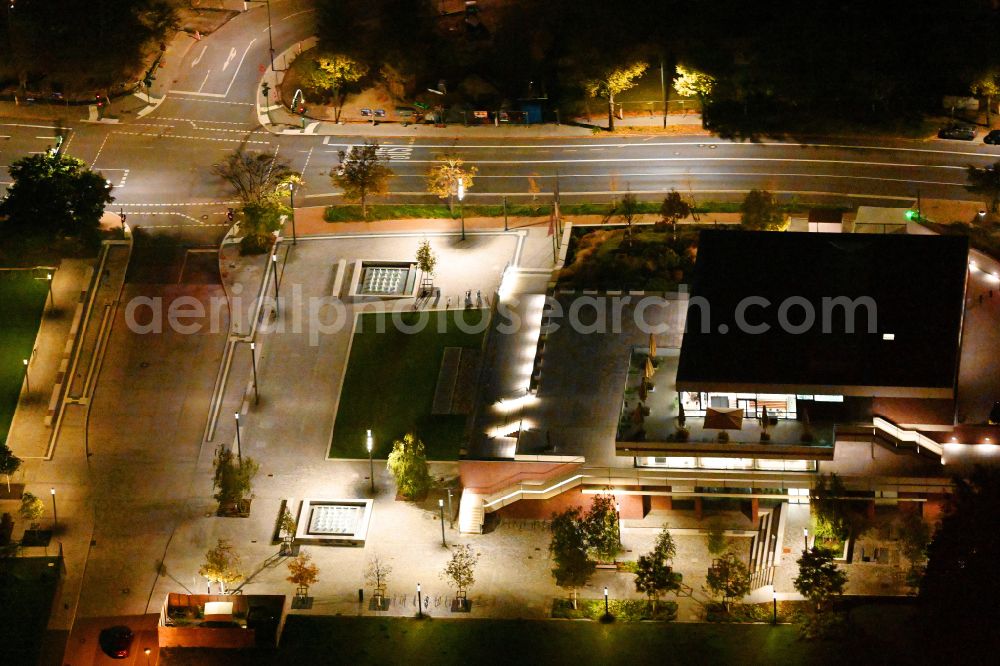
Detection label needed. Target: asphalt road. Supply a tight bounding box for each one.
[3,0,1000,246]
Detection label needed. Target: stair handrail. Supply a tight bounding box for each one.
[872,416,943,457]
[466,458,585,496]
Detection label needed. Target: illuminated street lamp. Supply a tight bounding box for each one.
[50,487,57,529]
[438,499,447,547]
[234,413,243,462]
[271,254,279,312]
[803,527,809,550]
[46,272,53,308]
[249,342,258,405]
[457,178,466,241]
[417,582,423,618]
[603,586,610,617]
[22,358,29,394]
[366,429,374,494]
[144,647,151,665]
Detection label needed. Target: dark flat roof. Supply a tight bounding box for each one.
[676,230,969,397]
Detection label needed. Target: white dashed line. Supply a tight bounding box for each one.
[111,131,270,144]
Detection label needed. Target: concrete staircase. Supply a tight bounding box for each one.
[458,490,486,534]
[458,463,585,533]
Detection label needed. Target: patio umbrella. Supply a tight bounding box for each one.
[703,407,744,430]
[648,333,657,357]
[644,356,655,380]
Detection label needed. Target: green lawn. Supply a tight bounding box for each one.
[0,556,61,665]
[330,310,488,461]
[161,605,945,666]
[0,270,48,443]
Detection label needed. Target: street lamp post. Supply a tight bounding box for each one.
[447,488,454,529]
[457,179,466,241]
[603,586,609,617]
[22,358,29,394]
[803,527,809,550]
[271,253,279,312]
[234,413,243,462]
[417,582,423,618]
[247,1,275,71]
[249,342,259,405]
[772,592,778,625]
[144,647,151,665]
[438,499,446,547]
[46,273,53,308]
[366,429,374,494]
[50,488,57,529]
[286,182,297,245]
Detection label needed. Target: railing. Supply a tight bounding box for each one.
[872,417,944,458]
[481,469,587,512]
[467,458,584,497]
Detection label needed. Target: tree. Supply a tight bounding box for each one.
[386,433,431,500]
[971,71,1000,128]
[811,473,851,545]
[332,141,394,219]
[364,554,392,604]
[19,492,44,529]
[212,149,295,206]
[279,507,297,553]
[584,494,620,563]
[416,240,437,293]
[426,156,477,213]
[654,525,676,561]
[0,153,113,246]
[441,545,479,609]
[634,526,681,611]
[212,448,259,513]
[286,551,320,597]
[606,190,640,245]
[238,200,286,255]
[310,53,367,122]
[706,522,727,555]
[0,443,22,494]
[919,467,1000,655]
[966,162,1000,213]
[549,507,594,608]
[199,539,243,594]
[899,511,931,590]
[673,65,716,101]
[740,189,789,231]
[793,546,847,613]
[706,552,751,610]
[658,190,693,240]
[584,61,648,131]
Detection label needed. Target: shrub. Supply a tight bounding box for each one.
[552,598,677,622]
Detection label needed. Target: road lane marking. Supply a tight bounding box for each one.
[169,38,256,98]
[160,96,253,105]
[222,47,237,71]
[281,9,316,21]
[196,69,212,93]
[332,139,999,159]
[191,45,208,67]
[0,122,56,129]
[324,156,967,169]
[111,131,270,144]
[301,189,923,202]
[155,117,253,125]
[91,133,111,167]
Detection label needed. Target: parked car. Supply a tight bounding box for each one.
[938,125,977,141]
[984,129,1000,145]
[98,626,133,659]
